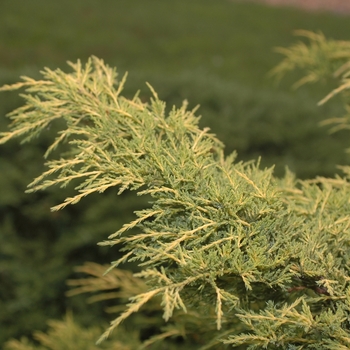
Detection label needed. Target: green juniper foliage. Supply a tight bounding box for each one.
[2,37,350,349]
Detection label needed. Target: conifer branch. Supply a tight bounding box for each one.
[271,30,350,137]
[3,53,350,348]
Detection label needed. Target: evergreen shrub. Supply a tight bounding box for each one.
[2,31,350,349]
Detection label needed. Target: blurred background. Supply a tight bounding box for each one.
[0,0,349,345]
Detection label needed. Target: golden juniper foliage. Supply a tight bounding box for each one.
[271,30,350,159]
[271,30,350,90]
[4,312,140,350]
[1,43,350,348]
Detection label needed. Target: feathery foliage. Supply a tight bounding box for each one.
[4,312,141,350]
[271,30,350,89]
[1,40,350,348]
[272,30,350,147]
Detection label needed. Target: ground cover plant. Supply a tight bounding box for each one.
[1,0,350,346]
[2,30,350,349]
